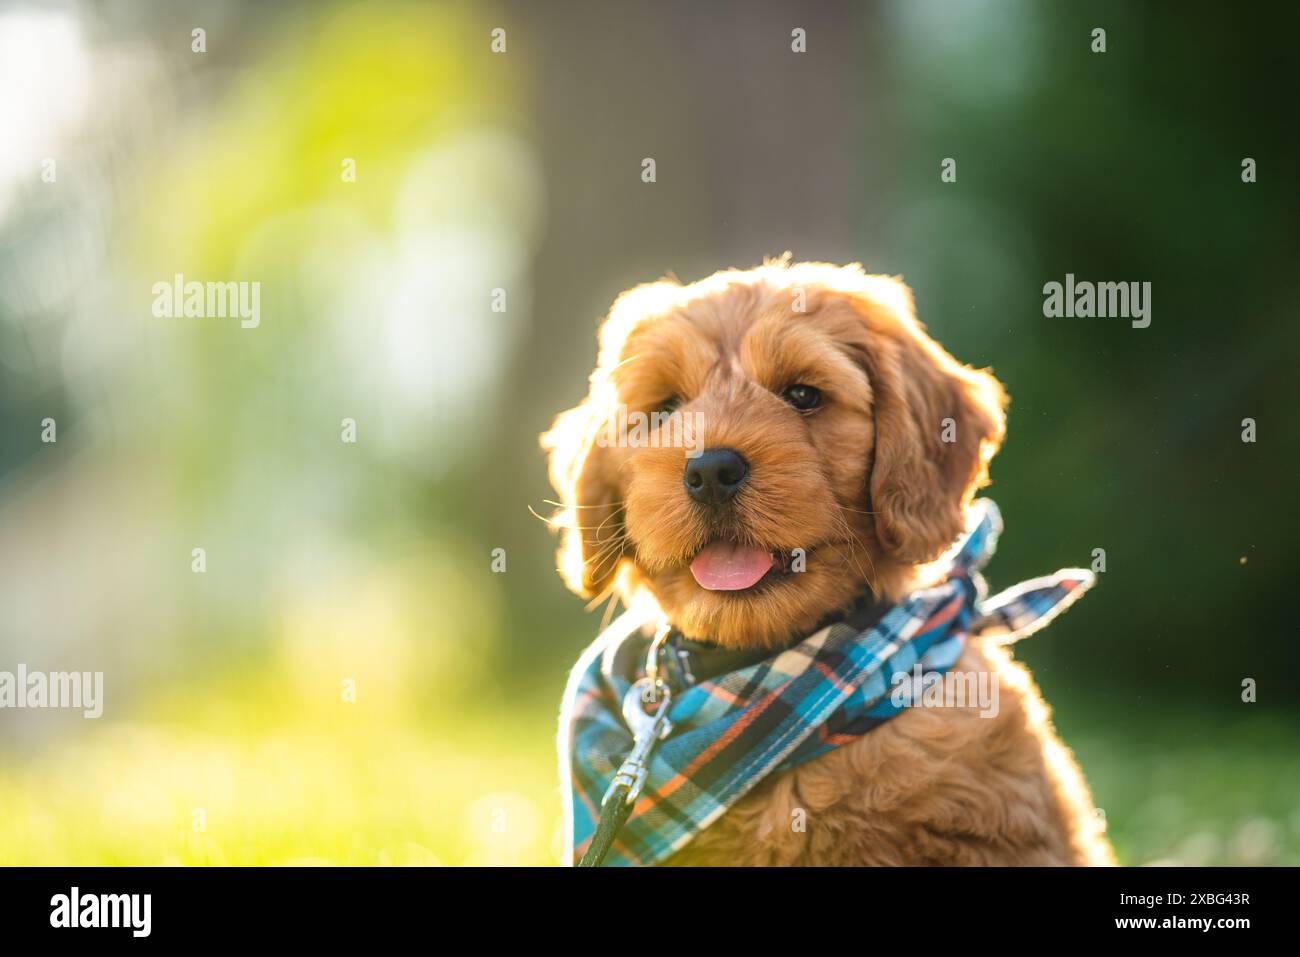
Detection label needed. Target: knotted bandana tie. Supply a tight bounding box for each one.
[559,499,1094,866]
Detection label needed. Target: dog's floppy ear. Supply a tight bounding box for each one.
[541,279,681,597]
[541,391,624,597]
[843,274,1006,563]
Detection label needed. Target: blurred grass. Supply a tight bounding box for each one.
[0,669,565,867]
[1,673,1295,866]
[1054,696,1300,867]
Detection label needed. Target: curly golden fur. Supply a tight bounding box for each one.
[543,258,1114,866]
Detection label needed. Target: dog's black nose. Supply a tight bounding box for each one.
[684,448,750,506]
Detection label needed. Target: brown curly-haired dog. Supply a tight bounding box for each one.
[544,259,1114,866]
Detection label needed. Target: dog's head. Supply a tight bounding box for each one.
[543,260,1006,649]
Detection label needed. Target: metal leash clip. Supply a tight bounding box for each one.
[603,624,675,807]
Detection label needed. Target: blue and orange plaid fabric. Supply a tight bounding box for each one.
[559,499,1094,866]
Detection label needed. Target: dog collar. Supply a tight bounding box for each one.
[619,592,886,689]
[666,634,774,684]
[559,499,1095,866]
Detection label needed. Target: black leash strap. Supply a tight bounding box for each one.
[578,784,636,867]
[577,668,674,867]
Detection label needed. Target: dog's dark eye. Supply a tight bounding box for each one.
[781,384,821,411]
[655,396,681,415]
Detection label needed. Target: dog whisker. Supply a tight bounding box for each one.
[541,499,628,510]
[528,503,625,533]
[828,510,878,592]
[582,531,629,574]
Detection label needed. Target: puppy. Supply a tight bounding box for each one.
[545,259,1114,865]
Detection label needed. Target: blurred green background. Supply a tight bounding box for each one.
[0,0,1295,865]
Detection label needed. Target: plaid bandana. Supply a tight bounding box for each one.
[559,499,1094,866]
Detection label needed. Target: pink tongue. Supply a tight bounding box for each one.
[690,542,776,591]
